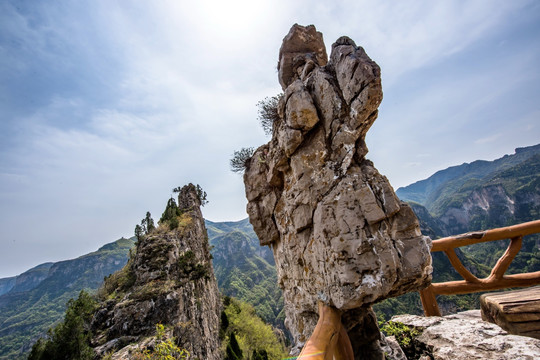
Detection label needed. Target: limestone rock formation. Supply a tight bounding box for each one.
[243,24,432,355]
[91,184,222,360]
[392,311,540,359]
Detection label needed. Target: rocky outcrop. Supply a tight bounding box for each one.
[91,184,222,360]
[439,184,517,234]
[243,24,432,355]
[392,310,540,359]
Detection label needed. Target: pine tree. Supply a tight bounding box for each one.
[134,224,143,241]
[252,349,269,360]
[144,211,155,233]
[225,332,243,360]
[28,291,97,360]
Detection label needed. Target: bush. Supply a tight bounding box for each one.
[230,147,255,173]
[98,256,136,300]
[222,297,288,360]
[380,321,421,358]
[225,332,243,360]
[177,250,209,280]
[132,324,189,360]
[257,94,282,136]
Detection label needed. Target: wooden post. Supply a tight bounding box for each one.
[420,285,441,317]
[297,302,354,360]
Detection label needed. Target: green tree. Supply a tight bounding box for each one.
[223,298,287,360]
[195,184,209,206]
[225,332,243,360]
[133,324,189,360]
[253,349,269,360]
[141,211,155,234]
[221,310,230,332]
[135,224,144,241]
[160,197,181,229]
[28,290,97,360]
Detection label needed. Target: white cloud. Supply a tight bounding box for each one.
[474,134,501,145]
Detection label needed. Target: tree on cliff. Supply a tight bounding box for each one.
[173,184,208,206]
[141,211,155,234]
[257,94,282,136]
[28,290,97,360]
[230,147,255,173]
[134,224,144,241]
[225,332,243,360]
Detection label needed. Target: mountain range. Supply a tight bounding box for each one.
[1,143,539,359]
[0,220,282,359]
[385,144,540,316]
[0,238,135,359]
[397,143,540,236]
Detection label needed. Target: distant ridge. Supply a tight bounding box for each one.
[0,219,284,359]
[0,238,135,360]
[397,143,540,218]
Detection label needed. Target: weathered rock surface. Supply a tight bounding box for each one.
[243,24,432,355]
[91,184,222,360]
[380,335,407,360]
[393,310,540,359]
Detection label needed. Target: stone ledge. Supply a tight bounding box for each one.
[391,310,540,360]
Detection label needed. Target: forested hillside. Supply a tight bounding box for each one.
[0,238,134,360]
[206,219,285,328]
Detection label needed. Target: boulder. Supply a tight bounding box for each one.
[243,24,432,355]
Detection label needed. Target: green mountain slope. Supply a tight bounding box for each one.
[397,144,540,235]
[383,145,540,318]
[0,220,284,359]
[206,219,285,328]
[397,145,540,212]
[0,238,134,360]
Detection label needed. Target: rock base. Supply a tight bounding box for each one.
[392,310,540,359]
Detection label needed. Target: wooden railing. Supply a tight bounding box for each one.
[420,219,540,316]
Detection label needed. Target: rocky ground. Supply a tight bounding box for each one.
[386,310,540,360]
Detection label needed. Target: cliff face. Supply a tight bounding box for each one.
[91,184,222,360]
[243,24,432,356]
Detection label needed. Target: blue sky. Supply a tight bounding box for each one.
[1,0,539,278]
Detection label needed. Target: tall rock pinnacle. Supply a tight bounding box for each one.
[244,24,432,356]
[91,184,221,359]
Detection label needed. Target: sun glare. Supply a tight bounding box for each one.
[183,0,271,39]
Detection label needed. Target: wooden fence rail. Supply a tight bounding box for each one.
[420,219,540,317]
